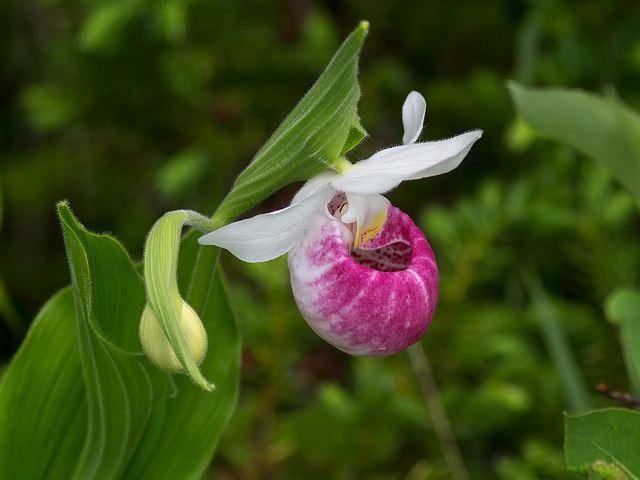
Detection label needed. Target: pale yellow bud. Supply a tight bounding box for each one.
[139,301,207,373]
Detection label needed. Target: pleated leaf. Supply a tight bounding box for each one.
[58,203,146,354]
[0,203,240,480]
[59,202,175,480]
[0,289,87,480]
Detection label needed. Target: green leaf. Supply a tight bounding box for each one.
[22,84,80,132]
[59,202,175,480]
[0,207,239,480]
[605,287,640,393]
[157,0,187,44]
[79,2,136,52]
[508,82,640,202]
[58,202,146,354]
[123,231,240,479]
[155,148,208,200]
[565,408,640,479]
[212,21,369,225]
[0,289,87,479]
[341,112,367,156]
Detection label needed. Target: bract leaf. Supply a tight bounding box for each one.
[143,210,214,390]
[508,82,640,202]
[341,112,368,155]
[212,21,369,225]
[565,409,640,479]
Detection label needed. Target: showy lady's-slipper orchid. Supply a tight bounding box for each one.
[199,92,482,356]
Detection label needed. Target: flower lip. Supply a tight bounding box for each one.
[288,203,438,356]
[350,240,412,272]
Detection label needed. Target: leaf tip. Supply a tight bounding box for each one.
[57,200,70,215]
[57,200,79,228]
[505,79,516,90]
[192,373,216,392]
[505,80,526,101]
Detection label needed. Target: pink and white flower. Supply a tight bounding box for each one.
[199,92,482,356]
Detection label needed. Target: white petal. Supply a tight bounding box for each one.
[331,129,483,195]
[402,91,426,145]
[198,187,334,262]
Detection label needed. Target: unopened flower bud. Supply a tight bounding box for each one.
[139,301,207,372]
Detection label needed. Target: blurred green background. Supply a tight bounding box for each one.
[2,0,640,478]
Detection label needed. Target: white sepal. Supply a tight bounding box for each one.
[291,170,337,205]
[198,187,333,262]
[331,129,483,195]
[402,91,426,145]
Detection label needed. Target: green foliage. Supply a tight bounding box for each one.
[0,206,241,479]
[212,21,369,226]
[59,202,146,354]
[21,84,82,132]
[79,1,138,53]
[155,148,209,201]
[0,289,86,479]
[139,22,372,388]
[605,288,640,393]
[59,202,175,479]
[565,409,640,479]
[523,267,591,414]
[509,76,640,479]
[419,153,637,478]
[509,83,640,201]
[130,233,241,480]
